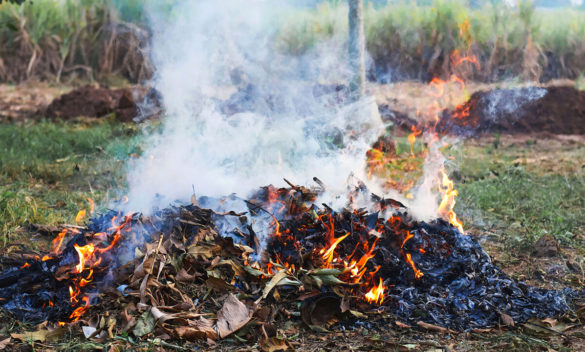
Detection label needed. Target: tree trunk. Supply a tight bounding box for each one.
[348,0,366,100]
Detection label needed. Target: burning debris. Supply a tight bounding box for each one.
[0,182,578,341]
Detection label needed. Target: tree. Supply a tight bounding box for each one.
[348,0,366,100]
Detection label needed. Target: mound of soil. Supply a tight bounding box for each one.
[437,86,585,135]
[45,85,156,122]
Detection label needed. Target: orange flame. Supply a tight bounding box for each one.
[365,277,385,304]
[405,253,424,279]
[20,262,30,269]
[51,229,68,255]
[87,198,95,214]
[438,169,464,233]
[69,296,90,322]
[319,233,349,264]
[74,243,95,273]
[408,126,422,158]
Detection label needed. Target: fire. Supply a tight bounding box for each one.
[405,253,424,279]
[74,243,96,273]
[408,126,422,158]
[51,229,68,254]
[20,262,30,269]
[438,169,464,233]
[319,232,349,264]
[365,277,385,304]
[87,198,95,214]
[75,209,86,223]
[69,296,90,322]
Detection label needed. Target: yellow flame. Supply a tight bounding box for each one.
[365,277,385,304]
[438,169,464,233]
[75,209,86,224]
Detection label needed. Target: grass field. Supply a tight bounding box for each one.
[1,117,584,351]
[0,119,142,247]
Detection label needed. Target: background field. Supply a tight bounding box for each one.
[2,0,585,84]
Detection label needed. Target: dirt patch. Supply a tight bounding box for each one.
[44,85,157,122]
[437,86,585,135]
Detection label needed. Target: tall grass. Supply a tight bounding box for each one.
[277,0,585,82]
[1,0,585,84]
[0,0,152,83]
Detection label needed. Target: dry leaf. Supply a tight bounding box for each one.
[206,277,234,292]
[0,337,11,350]
[217,294,252,338]
[11,327,65,342]
[259,337,293,352]
[416,321,456,334]
[175,318,217,340]
[395,321,412,329]
[301,293,341,327]
[500,313,515,327]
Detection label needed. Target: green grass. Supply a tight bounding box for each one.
[449,141,585,250]
[0,119,142,246]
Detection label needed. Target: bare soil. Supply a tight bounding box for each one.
[44,85,151,122]
[438,86,585,135]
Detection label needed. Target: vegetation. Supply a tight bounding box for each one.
[0,0,151,83]
[1,0,585,84]
[0,119,141,246]
[277,0,585,82]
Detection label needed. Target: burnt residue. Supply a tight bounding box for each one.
[0,187,579,331]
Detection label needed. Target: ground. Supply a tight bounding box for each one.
[0,82,584,351]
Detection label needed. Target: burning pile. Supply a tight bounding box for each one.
[0,181,577,340]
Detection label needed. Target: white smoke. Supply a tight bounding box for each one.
[124,0,386,214]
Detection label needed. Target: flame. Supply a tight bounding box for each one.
[20,262,30,269]
[74,243,96,273]
[365,277,385,304]
[51,229,68,254]
[69,296,90,322]
[75,209,86,223]
[87,198,95,214]
[319,232,349,264]
[408,126,422,158]
[405,253,424,279]
[438,169,464,233]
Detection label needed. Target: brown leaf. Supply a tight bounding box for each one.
[11,327,65,342]
[176,268,198,283]
[395,321,412,329]
[0,337,11,350]
[175,318,217,340]
[301,293,341,327]
[416,321,456,334]
[206,277,234,292]
[500,313,515,327]
[259,337,294,352]
[217,294,252,338]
